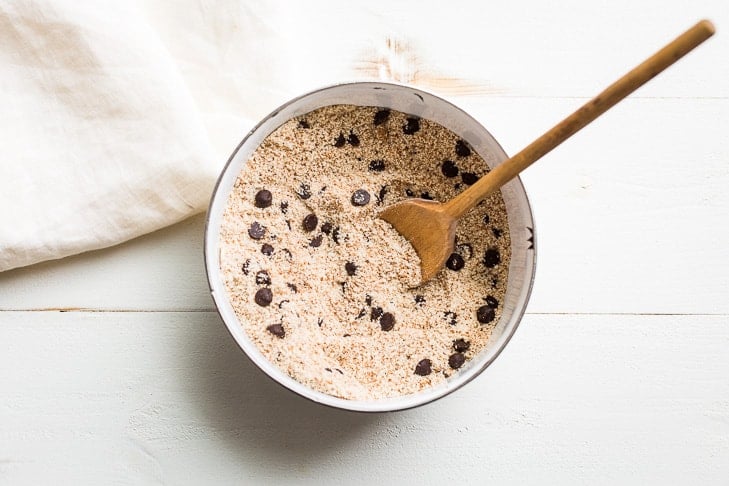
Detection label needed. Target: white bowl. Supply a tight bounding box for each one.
[204,82,536,412]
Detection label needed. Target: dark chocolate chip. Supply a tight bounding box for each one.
[414,294,425,306]
[321,222,333,234]
[485,295,499,308]
[373,109,390,125]
[302,213,318,232]
[405,188,415,197]
[483,248,501,268]
[280,201,289,214]
[420,192,434,200]
[296,183,312,200]
[444,311,457,326]
[241,259,250,275]
[455,140,472,157]
[248,222,265,240]
[356,308,366,319]
[266,323,285,337]
[453,339,471,352]
[345,261,357,276]
[365,294,373,306]
[334,132,346,147]
[317,318,324,327]
[343,334,351,338]
[492,227,502,238]
[414,359,432,376]
[297,119,310,129]
[347,131,360,146]
[448,352,466,369]
[370,306,383,321]
[403,117,420,135]
[441,160,459,178]
[368,159,386,172]
[309,234,323,247]
[278,299,289,308]
[261,243,274,256]
[325,367,332,372]
[336,368,343,374]
[255,270,271,286]
[461,172,479,185]
[285,220,292,230]
[445,253,465,271]
[477,305,495,324]
[254,189,272,208]
[380,312,395,331]
[351,189,370,206]
[332,227,341,244]
[254,288,273,307]
[286,283,298,293]
[482,214,490,225]
[377,185,388,205]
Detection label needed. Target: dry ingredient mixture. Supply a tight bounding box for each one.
[220,104,511,400]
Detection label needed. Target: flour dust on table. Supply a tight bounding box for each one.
[219,105,511,400]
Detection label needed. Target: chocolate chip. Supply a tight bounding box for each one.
[380,312,395,331]
[461,172,479,185]
[370,306,383,321]
[302,213,318,232]
[373,109,390,125]
[356,308,366,319]
[445,253,465,271]
[277,300,289,309]
[368,159,385,172]
[285,220,292,230]
[455,140,472,157]
[351,189,370,206]
[485,295,499,308]
[254,189,272,208]
[282,248,293,261]
[477,305,495,324]
[482,214,490,225]
[287,283,298,293]
[248,222,265,240]
[317,318,324,327]
[453,339,471,352]
[280,201,289,214]
[345,261,357,276]
[448,352,466,369]
[347,131,360,146]
[377,185,388,205]
[266,323,285,337]
[241,259,250,275]
[414,359,432,376]
[420,192,434,200]
[321,222,333,234]
[414,294,425,306]
[483,248,501,268]
[261,243,274,256]
[365,294,372,306]
[444,311,457,326]
[325,367,332,372]
[255,270,271,286]
[403,117,420,135]
[297,119,310,129]
[296,183,311,200]
[332,227,341,244]
[334,132,346,147]
[441,160,459,178]
[254,288,273,307]
[492,227,502,238]
[405,188,415,197]
[309,234,323,247]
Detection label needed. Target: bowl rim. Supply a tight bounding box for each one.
[203,81,537,412]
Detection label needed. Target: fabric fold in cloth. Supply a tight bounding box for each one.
[0,1,220,272]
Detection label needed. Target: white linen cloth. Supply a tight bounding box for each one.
[0,0,485,272]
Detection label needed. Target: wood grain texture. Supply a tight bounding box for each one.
[1,312,727,485]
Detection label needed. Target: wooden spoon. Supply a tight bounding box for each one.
[380,19,715,284]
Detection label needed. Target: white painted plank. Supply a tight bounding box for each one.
[1,98,727,314]
[1,312,727,484]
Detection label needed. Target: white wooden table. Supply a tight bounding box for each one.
[2,2,728,484]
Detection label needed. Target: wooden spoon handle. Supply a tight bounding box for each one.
[443,19,715,220]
